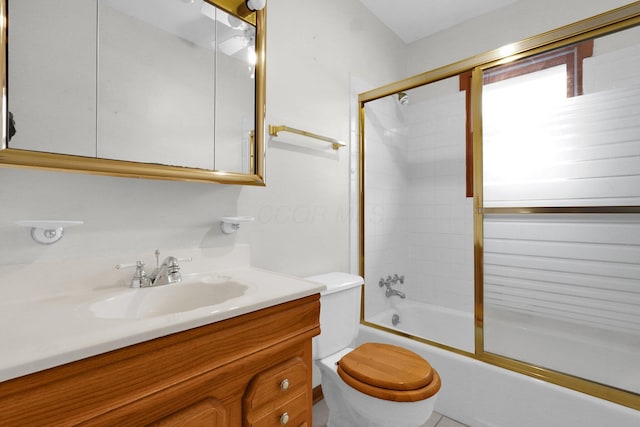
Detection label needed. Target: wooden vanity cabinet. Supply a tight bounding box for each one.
[0,294,320,426]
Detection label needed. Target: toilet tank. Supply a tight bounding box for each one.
[306,272,364,359]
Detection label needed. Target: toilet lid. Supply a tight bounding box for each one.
[337,343,441,402]
[339,343,433,390]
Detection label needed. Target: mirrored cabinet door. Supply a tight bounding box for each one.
[8,0,98,157]
[3,0,265,184]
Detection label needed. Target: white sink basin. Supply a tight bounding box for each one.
[90,275,251,319]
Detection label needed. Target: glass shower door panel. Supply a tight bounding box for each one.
[483,214,640,394]
[481,26,640,395]
[362,76,475,353]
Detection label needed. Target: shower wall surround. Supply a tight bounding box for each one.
[405,79,473,314]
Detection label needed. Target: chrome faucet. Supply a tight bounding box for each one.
[385,287,406,299]
[149,256,181,286]
[148,250,181,287]
[118,250,184,288]
[378,274,406,298]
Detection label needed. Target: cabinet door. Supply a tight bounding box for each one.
[80,374,233,426]
[150,398,227,426]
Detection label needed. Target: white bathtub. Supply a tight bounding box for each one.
[367,300,475,353]
[356,324,640,427]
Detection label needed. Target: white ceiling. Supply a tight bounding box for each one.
[359,0,519,44]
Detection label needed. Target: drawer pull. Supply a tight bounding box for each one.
[280,378,290,391]
[280,412,289,425]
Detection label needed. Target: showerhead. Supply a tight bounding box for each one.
[397,91,409,105]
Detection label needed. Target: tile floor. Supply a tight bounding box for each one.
[312,398,468,427]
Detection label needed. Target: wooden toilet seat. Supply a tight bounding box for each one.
[336,343,441,402]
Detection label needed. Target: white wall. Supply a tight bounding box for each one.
[0,0,404,280]
[238,0,406,276]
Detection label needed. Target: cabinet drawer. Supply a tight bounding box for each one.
[243,357,308,411]
[246,390,308,427]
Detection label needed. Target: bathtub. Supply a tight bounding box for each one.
[356,324,640,427]
[369,300,638,395]
[367,300,475,353]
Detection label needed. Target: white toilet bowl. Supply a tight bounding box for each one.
[317,348,438,427]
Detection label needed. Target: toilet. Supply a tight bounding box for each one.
[307,272,441,427]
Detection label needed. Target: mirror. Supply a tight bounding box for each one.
[0,0,265,185]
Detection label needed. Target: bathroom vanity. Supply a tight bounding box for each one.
[0,246,324,426]
[0,294,319,426]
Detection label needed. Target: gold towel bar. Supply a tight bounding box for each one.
[268,125,345,150]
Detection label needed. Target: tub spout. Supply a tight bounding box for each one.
[385,288,406,299]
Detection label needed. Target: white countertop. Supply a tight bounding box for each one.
[0,257,325,382]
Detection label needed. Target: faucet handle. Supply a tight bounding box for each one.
[392,274,405,284]
[131,261,151,288]
[115,261,138,270]
[153,250,192,266]
[115,260,150,287]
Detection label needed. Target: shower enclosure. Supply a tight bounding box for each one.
[358,5,640,410]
